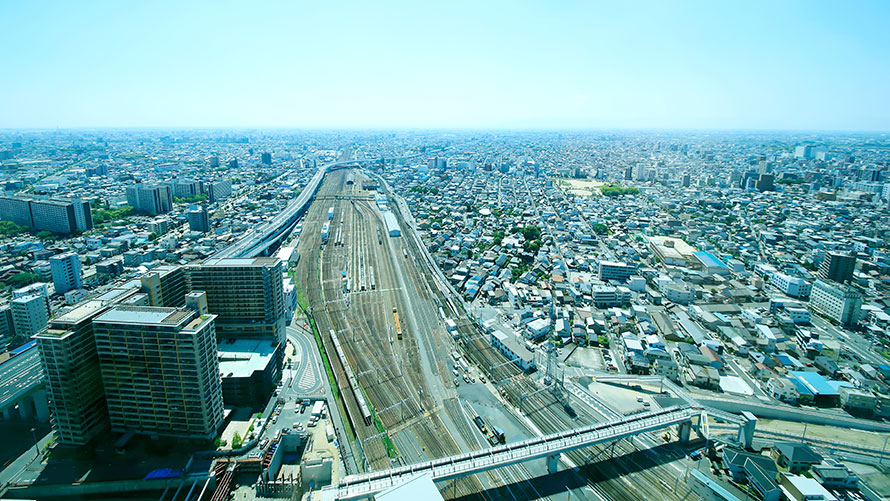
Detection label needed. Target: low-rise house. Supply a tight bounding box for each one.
[773,443,822,474]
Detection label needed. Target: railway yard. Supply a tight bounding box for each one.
[295,169,702,500]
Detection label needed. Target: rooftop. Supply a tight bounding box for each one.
[94,306,193,327]
[217,338,277,378]
[52,300,108,325]
[200,257,280,267]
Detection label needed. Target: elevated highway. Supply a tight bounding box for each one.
[214,155,418,259]
[321,405,703,501]
[0,344,48,422]
[213,160,360,259]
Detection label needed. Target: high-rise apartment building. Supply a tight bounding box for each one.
[12,294,50,337]
[186,205,211,233]
[140,265,187,308]
[185,257,285,343]
[92,306,223,440]
[34,301,111,446]
[0,195,92,234]
[206,180,232,204]
[0,305,13,353]
[50,252,83,294]
[261,152,272,165]
[818,252,855,284]
[126,183,174,215]
[171,179,203,198]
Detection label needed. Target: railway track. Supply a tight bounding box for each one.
[297,170,487,498]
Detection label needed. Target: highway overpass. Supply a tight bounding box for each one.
[320,405,703,501]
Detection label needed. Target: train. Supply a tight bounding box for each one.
[329,329,372,426]
[328,207,335,220]
[320,221,330,244]
[369,266,376,290]
[393,307,402,340]
[377,227,383,245]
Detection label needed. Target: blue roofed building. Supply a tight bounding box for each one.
[787,371,851,407]
[693,251,731,275]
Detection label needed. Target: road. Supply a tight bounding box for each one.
[0,348,43,413]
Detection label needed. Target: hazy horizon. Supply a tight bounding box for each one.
[1,0,888,131]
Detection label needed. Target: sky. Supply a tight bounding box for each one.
[0,1,888,131]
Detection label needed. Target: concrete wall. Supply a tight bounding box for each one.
[7,476,207,499]
[700,397,890,433]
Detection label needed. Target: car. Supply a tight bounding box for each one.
[454,378,460,387]
[479,375,486,383]
[300,404,306,414]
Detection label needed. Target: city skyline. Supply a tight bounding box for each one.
[1,1,888,131]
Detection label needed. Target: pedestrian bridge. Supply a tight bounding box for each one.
[321,405,703,501]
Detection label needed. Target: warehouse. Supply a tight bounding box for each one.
[382,210,401,237]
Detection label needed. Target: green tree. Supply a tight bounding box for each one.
[148,232,159,242]
[8,272,39,288]
[592,223,609,235]
[520,225,542,241]
[0,221,29,237]
[523,239,541,253]
[36,230,54,240]
[231,431,243,449]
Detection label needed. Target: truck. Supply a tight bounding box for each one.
[445,318,458,339]
[311,401,324,418]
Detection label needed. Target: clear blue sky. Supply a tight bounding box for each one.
[1,0,888,131]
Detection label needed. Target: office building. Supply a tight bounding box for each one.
[126,183,173,215]
[12,294,50,337]
[770,272,811,298]
[598,261,637,283]
[148,218,170,235]
[208,156,220,168]
[185,257,286,343]
[261,152,272,165]
[34,301,111,446]
[818,252,855,284]
[206,180,232,203]
[810,279,861,326]
[92,306,223,440]
[0,195,92,234]
[50,252,83,294]
[755,173,775,192]
[187,205,211,233]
